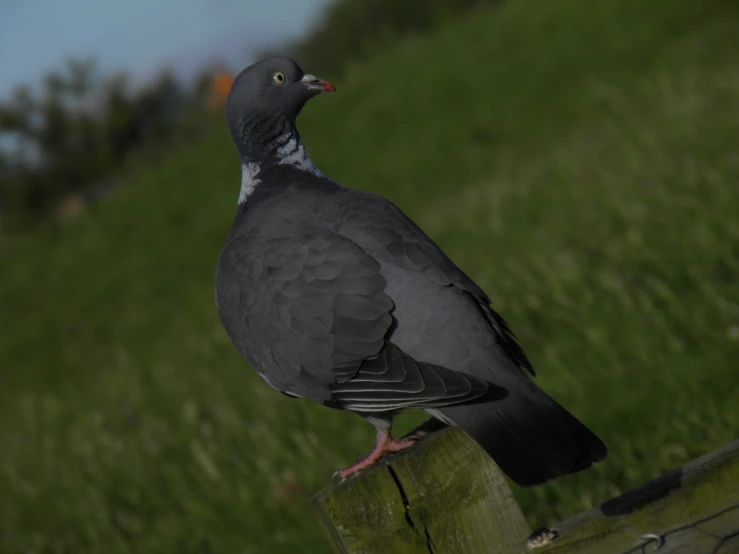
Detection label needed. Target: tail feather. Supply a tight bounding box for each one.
[436,383,606,487]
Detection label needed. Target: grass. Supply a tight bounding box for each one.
[2,0,739,552]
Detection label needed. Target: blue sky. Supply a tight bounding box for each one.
[0,0,328,98]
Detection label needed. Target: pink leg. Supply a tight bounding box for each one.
[335,428,421,480]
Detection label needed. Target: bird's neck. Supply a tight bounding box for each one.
[233,115,323,204]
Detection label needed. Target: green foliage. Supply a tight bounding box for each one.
[1,0,739,552]
[269,0,490,77]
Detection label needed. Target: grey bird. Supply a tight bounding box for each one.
[215,56,607,485]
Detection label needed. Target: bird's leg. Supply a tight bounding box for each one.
[402,417,448,441]
[400,427,428,443]
[335,428,418,480]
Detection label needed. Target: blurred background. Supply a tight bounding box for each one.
[1,0,738,552]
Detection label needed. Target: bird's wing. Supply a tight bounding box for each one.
[330,341,493,412]
[216,228,489,408]
[338,192,534,375]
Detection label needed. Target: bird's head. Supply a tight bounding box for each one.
[226,57,334,149]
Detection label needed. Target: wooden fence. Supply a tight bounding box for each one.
[311,428,739,554]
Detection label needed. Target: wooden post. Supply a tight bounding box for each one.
[310,426,531,554]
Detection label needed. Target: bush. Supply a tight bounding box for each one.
[0,60,210,231]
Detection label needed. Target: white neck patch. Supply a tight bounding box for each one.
[236,132,323,205]
[238,162,261,204]
[275,132,323,176]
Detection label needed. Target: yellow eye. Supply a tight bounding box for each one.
[273,72,285,85]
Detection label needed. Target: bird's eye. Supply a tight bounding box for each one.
[273,72,286,85]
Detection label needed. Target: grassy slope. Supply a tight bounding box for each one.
[2,0,739,552]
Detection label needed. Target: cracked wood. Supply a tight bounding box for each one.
[310,426,531,554]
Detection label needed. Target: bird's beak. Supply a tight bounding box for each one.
[301,74,336,93]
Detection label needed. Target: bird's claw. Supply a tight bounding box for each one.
[332,430,423,482]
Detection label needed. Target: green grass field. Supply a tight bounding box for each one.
[2,0,739,552]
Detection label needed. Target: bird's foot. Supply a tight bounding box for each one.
[333,428,420,482]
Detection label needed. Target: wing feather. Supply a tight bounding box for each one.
[217,225,497,409]
[331,342,491,412]
[337,192,534,375]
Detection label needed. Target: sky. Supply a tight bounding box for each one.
[0,0,328,99]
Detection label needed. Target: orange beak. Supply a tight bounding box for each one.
[300,74,336,93]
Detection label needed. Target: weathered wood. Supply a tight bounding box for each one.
[312,429,739,554]
[310,426,531,553]
[521,438,739,554]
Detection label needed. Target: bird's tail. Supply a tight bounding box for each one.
[436,380,606,487]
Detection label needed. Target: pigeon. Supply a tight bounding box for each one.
[215,56,607,486]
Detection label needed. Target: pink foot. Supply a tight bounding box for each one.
[334,428,422,481]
